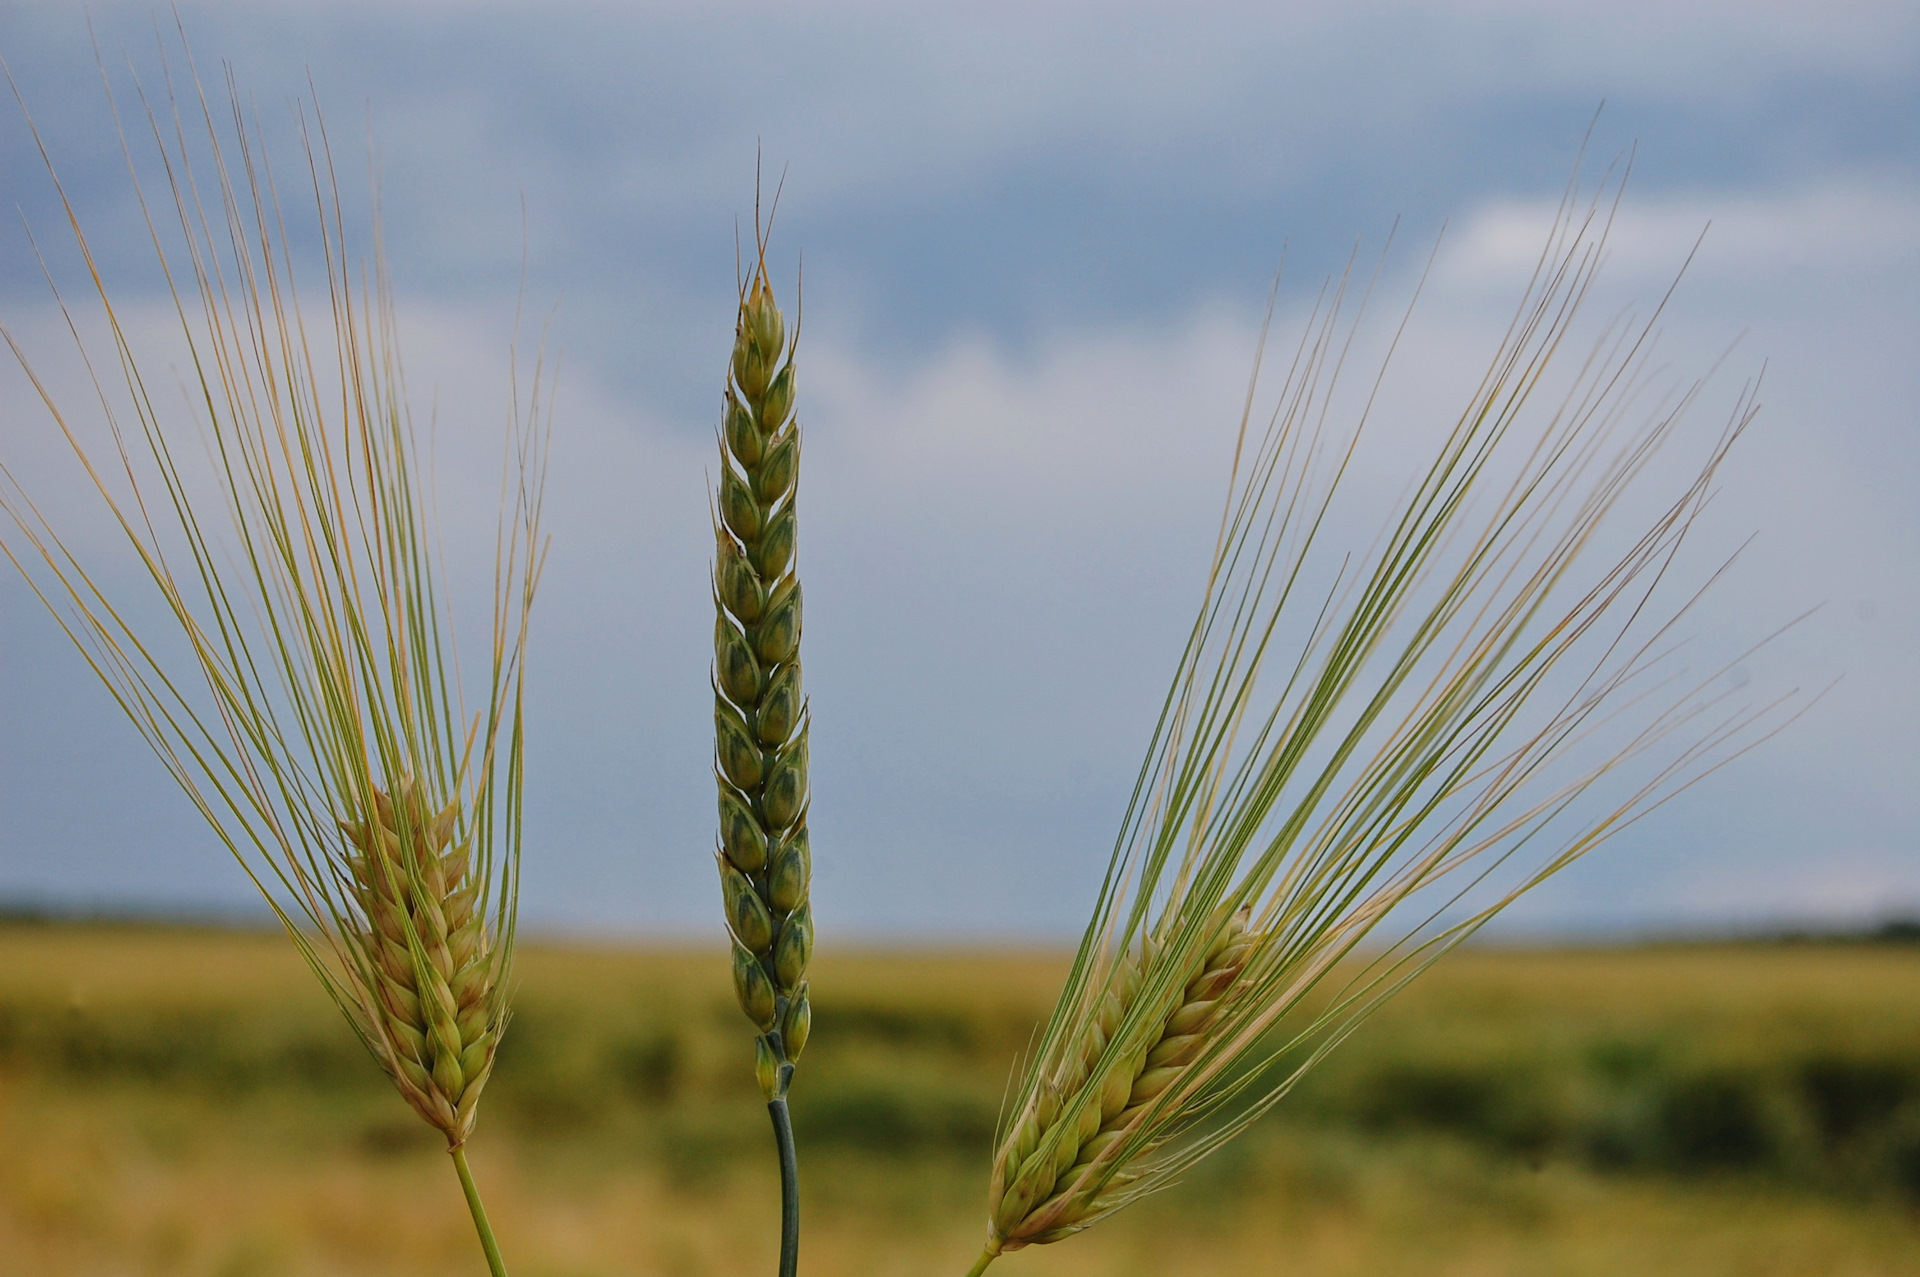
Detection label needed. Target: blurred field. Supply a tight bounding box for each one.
[3,923,1920,1276]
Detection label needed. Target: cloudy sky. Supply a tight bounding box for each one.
[1,0,1914,940]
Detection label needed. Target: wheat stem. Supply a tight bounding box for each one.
[768,1096,800,1277]
[963,1243,1003,1277]
[450,1145,510,1277]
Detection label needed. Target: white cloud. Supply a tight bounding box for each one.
[1441,181,1920,289]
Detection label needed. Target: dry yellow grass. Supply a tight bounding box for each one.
[2,924,1919,1276]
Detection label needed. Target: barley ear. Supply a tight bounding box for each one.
[987,910,1258,1246]
[964,158,1794,1273]
[342,776,505,1148]
[0,49,546,1277]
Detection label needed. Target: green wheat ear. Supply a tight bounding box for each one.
[711,201,812,1277]
[714,237,813,1094]
[963,165,1798,1275]
[0,47,545,1277]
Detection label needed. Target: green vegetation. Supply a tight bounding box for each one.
[1,923,1918,1275]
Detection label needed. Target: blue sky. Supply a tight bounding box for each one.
[1,0,1915,939]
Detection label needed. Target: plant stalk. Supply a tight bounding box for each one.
[964,1243,1001,1277]
[768,1094,800,1277]
[450,1145,511,1277]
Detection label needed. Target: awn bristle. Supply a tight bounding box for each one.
[714,249,813,1097]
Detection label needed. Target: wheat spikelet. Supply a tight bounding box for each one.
[714,233,812,1097]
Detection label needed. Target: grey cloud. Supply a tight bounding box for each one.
[1,1,1915,937]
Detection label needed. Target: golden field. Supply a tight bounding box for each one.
[2,923,1919,1276]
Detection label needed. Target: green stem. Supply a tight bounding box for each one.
[768,1095,800,1277]
[963,1243,1001,1277]
[450,1144,511,1277]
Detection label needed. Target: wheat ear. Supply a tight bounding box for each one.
[0,45,544,1277]
[963,159,1800,1275]
[714,216,810,1277]
[715,240,813,1082]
